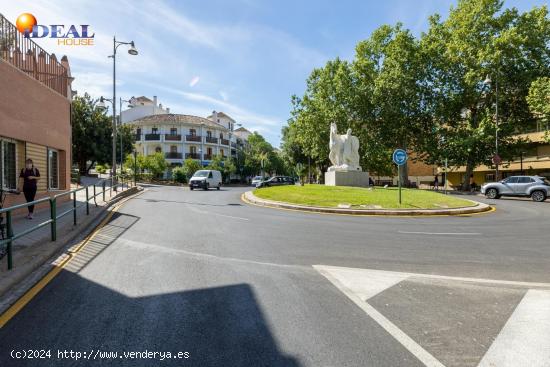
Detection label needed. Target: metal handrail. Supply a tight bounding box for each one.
[0,174,135,270]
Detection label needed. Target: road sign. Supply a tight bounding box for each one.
[492,154,502,165]
[393,149,408,166]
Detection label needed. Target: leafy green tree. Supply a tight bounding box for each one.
[72,93,112,174]
[182,158,202,179]
[207,155,237,182]
[527,77,550,142]
[419,0,550,188]
[172,166,187,183]
[116,124,136,166]
[144,152,168,178]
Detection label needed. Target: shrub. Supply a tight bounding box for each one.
[172,166,187,183]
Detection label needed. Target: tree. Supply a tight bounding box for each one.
[182,158,202,179]
[144,152,168,178]
[527,77,550,142]
[116,124,136,166]
[207,155,237,182]
[419,0,550,188]
[72,93,112,174]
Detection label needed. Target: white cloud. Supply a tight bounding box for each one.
[189,76,200,87]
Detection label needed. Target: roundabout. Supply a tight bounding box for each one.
[244,185,492,216]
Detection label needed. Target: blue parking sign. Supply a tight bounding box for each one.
[392,149,407,166]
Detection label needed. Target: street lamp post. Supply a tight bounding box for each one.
[483,74,499,180]
[119,97,133,169]
[108,37,138,180]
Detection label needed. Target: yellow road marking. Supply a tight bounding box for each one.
[0,190,142,328]
[241,193,496,218]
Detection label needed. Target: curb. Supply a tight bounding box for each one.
[0,187,143,314]
[242,190,492,216]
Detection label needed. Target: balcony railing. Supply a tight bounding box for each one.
[203,154,212,160]
[231,142,237,148]
[165,152,183,159]
[0,14,69,96]
[185,153,200,159]
[144,133,161,141]
[186,135,202,142]
[205,137,218,144]
[165,134,181,141]
[220,138,230,146]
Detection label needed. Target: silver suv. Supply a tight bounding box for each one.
[481,175,550,202]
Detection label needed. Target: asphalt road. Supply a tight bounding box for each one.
[1,185,549,367]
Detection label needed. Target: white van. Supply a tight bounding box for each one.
[189,170,222,190]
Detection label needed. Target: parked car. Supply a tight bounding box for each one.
[251,176,267,187]
[189,170,222,190]
[256,176,295,188]
[481,175,550,202]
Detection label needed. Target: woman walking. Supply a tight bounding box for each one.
[18,159,40,219]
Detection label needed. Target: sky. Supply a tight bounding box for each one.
[1,0,547,146]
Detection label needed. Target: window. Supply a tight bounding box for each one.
[48,148,59,190]
[207,131,212,138]
[1,140,17,189]
[170,128,177,135]
[152,127,158,134]
[136,128,142,136]
[517,177,535,183]
[207,147,212,155]
[170,146,177,153]
[220,149,224,157]
[503,177,519,184]
[220,133,223,139]
[189,129,196,136]
[190,146,196,154]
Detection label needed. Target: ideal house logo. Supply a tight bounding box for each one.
[15,12,94,46]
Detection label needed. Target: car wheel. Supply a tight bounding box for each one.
[531,190,546,202]
[190,187,193,191]
[486,188,499,199]
[203,183,209,191]
[217,184,220,190]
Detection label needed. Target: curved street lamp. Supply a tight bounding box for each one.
[108,37,138,180]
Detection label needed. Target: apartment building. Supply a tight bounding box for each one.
[132,111,247,170]
[0,14,74,208]
[446,126,550,187]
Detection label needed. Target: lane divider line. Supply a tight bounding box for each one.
[0,189,144,328]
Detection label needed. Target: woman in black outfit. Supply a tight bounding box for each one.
[18,159,40,219]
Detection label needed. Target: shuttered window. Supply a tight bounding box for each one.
[48,148,59,189]
[1,140,17,189]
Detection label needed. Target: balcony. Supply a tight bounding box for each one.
[0,14,69,96]
[186,135,202,142]
[165,134,182,141]
[205,137,218,144]
[203,154,213,160]
[231,142,237,148]
[135,134,142,141]
[185,153,200,159]
[144,134,161,141]
[165,152,183,159]
[220,138,230,146]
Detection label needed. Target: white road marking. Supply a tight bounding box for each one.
[315,265,550,289]
[315,266,445,367]
[186,205,249,221]
[477,289,550,367]
[398,231,482,236]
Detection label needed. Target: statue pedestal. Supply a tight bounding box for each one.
[325,170,370,188]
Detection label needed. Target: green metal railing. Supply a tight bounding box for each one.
[0,175,135,270]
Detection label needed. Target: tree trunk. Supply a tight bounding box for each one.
[463,161,474,191]
[86,160,95,175]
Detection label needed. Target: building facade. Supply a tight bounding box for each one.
[446,127,550,188]
[0,13,74,208]
[131,111,247,172]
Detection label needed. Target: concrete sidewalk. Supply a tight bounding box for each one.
[0,181,139,300]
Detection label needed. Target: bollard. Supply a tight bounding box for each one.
[86,186,90,215]
[102,181,106,202]
[6,211,13,270]
[50,197,57,241]
[73,191,77,225]
[93,184,97,206]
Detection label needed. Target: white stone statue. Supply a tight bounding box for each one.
[328,122,362,172]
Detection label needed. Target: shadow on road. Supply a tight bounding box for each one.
[135,197,243,207]
[0,274,301,367]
